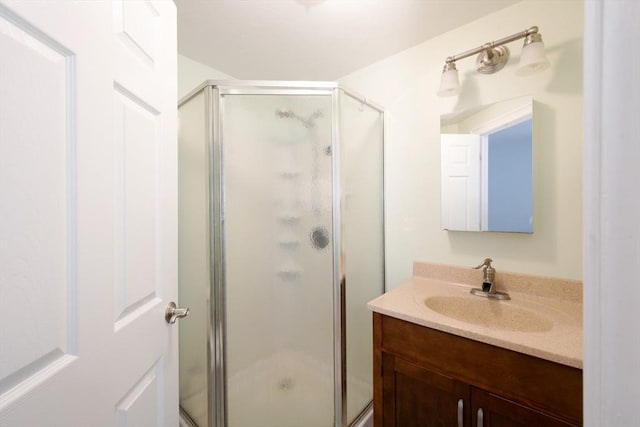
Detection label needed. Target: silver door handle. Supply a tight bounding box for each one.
[457,399,464,427]
[165,302,189,324]
[477,408,484,427]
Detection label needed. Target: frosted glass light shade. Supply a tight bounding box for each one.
[517,40,550,76]
[437,68,460,97]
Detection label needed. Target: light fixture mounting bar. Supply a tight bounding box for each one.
[445,26,540,64]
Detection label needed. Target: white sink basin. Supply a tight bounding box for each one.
[424,296,554,333]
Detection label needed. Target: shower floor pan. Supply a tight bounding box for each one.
[183,349,370,427]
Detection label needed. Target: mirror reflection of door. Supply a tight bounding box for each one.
[440,96,533,233]
[441,134,481,231]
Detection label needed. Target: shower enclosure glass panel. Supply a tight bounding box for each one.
[223,94,335,427]
[178,81,384,427]
[179,89,209,427]
[340,94,385,424]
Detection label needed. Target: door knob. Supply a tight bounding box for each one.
[165,302,189,324]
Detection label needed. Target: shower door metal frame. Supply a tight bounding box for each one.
[331,87,347,427]
[200,80,384,427]
[207,84,226,427]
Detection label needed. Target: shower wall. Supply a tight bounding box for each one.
[223,95,334,375]
[223,94,335,427]
[178,82,384,427]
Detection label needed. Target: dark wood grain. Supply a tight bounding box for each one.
[373,313,583,426]
[471,388,578,426]
[393,357,470,427]
[373,312,383,426]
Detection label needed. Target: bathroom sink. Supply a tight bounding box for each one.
[424,296,553,333]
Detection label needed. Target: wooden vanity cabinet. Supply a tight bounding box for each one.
[373,313,583,427]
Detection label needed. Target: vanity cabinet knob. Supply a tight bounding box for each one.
[477,408,484,427]
[457,399,464,427]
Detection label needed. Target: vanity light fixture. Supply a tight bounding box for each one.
[437,26,550,97]
[437,61,461,97]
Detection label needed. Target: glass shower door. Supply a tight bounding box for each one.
[340,92,385,424]
[221,93,335,427]
[178,90,210,427]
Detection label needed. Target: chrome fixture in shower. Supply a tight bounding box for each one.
[276,107,324,128]
[310,226,330,250]
[178,81,385,427]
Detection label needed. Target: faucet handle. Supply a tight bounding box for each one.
[473,258,493,270]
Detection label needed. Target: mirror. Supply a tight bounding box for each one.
[440,96,533,233]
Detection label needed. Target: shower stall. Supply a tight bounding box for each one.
[177,81,385,427]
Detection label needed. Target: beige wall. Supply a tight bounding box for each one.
[340,0,584,287]
[178,54,234,99]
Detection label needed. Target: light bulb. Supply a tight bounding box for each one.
[437,62,460,97]
[517,33,550,76]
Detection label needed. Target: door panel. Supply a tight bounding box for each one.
[384,354,470,427]
[113,86,162,327]
[0,2,77,398]
[441,133,481,231]
[0,1,177,425]
[112,0,178,425]
[116,364,161,427]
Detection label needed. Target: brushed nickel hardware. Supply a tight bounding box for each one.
[477,408,484,427]
[165,302,189,324]
[457,399,464,427]
[474,258,495,291]
[470,258,510,300]
[437,26,550,97]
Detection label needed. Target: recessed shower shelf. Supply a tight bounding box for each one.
[277,213,301,224]
[277,268,303,280]
[278,239,301,248]
[277,170,301,179]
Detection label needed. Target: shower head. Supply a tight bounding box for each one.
[275,108,323,129]
[276,108,294,119]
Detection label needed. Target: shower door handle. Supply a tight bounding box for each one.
[165,301,189,324]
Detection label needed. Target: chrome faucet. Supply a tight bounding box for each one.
[470,258,510,300]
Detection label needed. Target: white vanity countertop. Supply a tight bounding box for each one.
[368,277,583,369]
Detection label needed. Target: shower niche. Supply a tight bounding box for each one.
[178,81,385,427]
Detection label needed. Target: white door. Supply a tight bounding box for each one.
[0,1,178,426]
[440,134,481,231]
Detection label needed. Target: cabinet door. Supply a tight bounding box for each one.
[382,353,470,427]
[471,388,579,427]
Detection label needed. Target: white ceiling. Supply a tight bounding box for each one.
[176,0,520,81]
